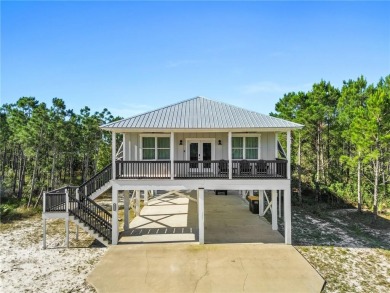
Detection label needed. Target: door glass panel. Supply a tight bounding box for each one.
[203,143,211,168]
[190,143,198,168]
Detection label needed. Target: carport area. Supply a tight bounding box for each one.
[87,243,325,293]
[119,190,284,244]
[88,191,324,292]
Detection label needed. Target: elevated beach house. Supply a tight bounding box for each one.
[42,97,303,247]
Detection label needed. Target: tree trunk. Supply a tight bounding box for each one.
[12,148,18,196]
[315,125,321,202]
[373,158,379,220]
[50,151,56,189]
[28,150,39,207]
[1,146,7,182]
[17,155,26,199]
[357,156,362,212]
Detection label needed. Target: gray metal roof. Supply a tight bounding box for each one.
[101,96,303,130]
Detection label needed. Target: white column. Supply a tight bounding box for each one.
[123,190,130,231]
[287,130,291,179]
[258,190,264,216]
[197,188,205,244]
[43,192,47,248]
[278,190,282,218]
[284,187,292,244]
[143,189,148,206]
[228,131,232,179]
[170,132,175,180]
[275,133,279,158]
[42,218,46,249]
[112,186,119,245]
[112,132,116,180]
[65,190,69,247]
[271,190,278,230]
[75,189,79,240]
[136,190,141,216]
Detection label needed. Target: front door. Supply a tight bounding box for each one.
[188,140,213,170]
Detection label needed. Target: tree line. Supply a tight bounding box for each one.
[0,97,121,206]
[272,75,390,217]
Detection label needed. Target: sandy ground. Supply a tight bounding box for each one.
[278,207,390,293]
[0,216,107,293]
[1,199,389,293]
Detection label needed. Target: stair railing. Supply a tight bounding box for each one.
[68,193,112,242]
[78,163,112,197]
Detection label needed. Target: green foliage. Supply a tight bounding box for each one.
[273,75,390,215]
[0,97,122,204]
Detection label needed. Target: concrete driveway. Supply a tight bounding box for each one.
[87,243,325,293]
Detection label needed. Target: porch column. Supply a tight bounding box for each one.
[287,130,291,179]
[271,190,278,230]
[278,190,282,218]
[123,190,130,231]
[197,188,205,244]
[170,132,175,180]
[258,190,264,216]
[65,190,69,247]
[112,186,119,245]
[75,189,79,240]
[136,190,141,216]
[43,192,46,249]
[284,187,292,244]
[112,132,116,180]
[143,189,148,206]
[228,131,232,179]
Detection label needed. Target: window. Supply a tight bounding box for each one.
[232,136,259,159]
[245,137,258,159]
[232,137,243,159]
[142,136,170,160]
[157,137,170,159]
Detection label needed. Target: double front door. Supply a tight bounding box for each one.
[187,140,213,170]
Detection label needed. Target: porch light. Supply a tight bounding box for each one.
[179,140,183,145]
[218,140,222,145]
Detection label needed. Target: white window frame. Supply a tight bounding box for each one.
[231,134,261,160]
[139,134,171,161]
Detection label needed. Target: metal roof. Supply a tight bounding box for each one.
[101,96,303,130]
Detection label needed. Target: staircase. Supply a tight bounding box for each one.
[43,163,113,246]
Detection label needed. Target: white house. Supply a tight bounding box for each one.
[42,96,303,247]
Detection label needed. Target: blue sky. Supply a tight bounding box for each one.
[2,1,389,118]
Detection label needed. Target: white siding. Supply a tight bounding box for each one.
[260,132,276,160]
[122,132,276,161]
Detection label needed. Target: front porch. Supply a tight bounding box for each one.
[115,159,287,179]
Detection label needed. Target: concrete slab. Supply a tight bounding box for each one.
[120,190,284,244]
[87,243,325,293]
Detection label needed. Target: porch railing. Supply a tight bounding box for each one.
[174,160,228,178]
[44,186,78,212]
[115,159,287,179]
[116,161,171,179]
[231,159,287,178]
